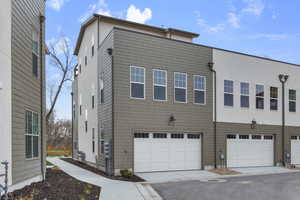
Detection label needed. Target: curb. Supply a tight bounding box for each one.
[136,183,163,200]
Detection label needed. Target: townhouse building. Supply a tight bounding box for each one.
[0,0,46,191]
[72,14,300,175]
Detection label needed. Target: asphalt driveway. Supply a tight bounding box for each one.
[152,172,300,200]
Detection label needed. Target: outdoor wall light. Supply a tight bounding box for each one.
[107,48,113,56]
[168,114,176,126]
[251,119,257,129]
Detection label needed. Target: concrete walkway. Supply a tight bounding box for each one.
[232,166,292,175]
[47,157,144,200]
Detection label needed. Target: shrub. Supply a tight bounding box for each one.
[120,169,133,178]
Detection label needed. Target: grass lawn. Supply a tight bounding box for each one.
[47,150,71,157]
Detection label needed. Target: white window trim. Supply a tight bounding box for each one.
[255,84,265,110]
[240,81,250,108]
[289,89,297,112]
[153,69,167,101]
[174,72,187,103]
[130,66,146,100]
[25,110,39,160]
[224,79,234,107]
[193,75,206,105]
[270,86,278,111]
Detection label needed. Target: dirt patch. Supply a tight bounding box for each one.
[61,158,145,182]
[1,168,100,200]
[209,168,241,175]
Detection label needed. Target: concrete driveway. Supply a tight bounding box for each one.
[152,172,300,200]
[232,166,291,174]
[137,170,217,183]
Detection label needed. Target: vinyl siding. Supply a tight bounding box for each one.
[11,0,45,184]
[97,32,114,168]
[112,28,214,171]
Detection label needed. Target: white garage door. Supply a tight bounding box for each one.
[227,134,274,168]
[134,133,201,172]
[291,136,300,165]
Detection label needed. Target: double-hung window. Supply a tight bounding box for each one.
[270,87,278,110]
[25,111,39,159]
[224,80,234,106]
[194,75,206,104]
[174,72,187,103]
[289,89,296,112]
[130,66,145,99]
[256,84,264,109]
[153,69,167,101]
[240,82,249,108]
[92,128,95,153]
[32,29,39,77]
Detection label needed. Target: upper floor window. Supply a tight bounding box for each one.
[174,72,187,103]
[92,45,94,57]
[79,65,82,73]
[270,87,278,110]
[153,69,167,101]
[100,78,104,103]
[92,95,95,109]
[25,111,39,159]
[194,75,206,104]
[240,82,249,108]
[92,128,95,153]
[85,56,87,66]
[32,29,39,77]
[289,89,296,112]
[130,66,145,99]
[256,84,264,109]
[224,80,233,106]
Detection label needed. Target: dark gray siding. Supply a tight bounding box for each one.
[97,32,114,168]
[11,0,45,184]
[112,28,214,171]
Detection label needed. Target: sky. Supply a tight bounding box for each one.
[46,0,300,120]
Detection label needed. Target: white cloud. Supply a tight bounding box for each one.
[227,12,240,28]
[272,13,277,20]
[47,0,65,11]
[196,12,225,33]
[248,34,288,40]
[126,5,152,24]
[242,0,265,16]
[78,0,111,23]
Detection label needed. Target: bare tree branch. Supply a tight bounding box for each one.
[46,37,75,123]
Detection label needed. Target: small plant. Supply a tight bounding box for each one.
[120,169,133,178]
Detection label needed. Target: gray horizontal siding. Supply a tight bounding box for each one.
[11,0,45,184]
[97,32,114,167]
[112,28,214,170]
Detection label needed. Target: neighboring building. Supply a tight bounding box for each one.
[72,14,300,175]
[0,0,46,192]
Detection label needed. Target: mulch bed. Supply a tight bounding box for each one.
[61,158,145,182]
[284,165,300,170]
[209,168,241,175]
[1,168,100,200]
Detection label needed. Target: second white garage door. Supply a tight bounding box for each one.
[134,133,201,172]
[227,134,274,168]
[291,136,300,165]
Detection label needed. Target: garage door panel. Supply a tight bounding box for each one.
[227,135,274,168]
[291,138,300,165]
[134,133,201,172]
